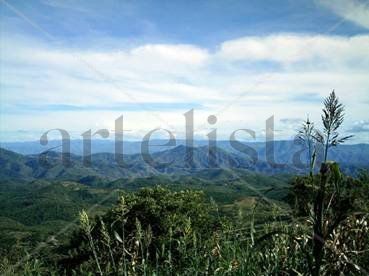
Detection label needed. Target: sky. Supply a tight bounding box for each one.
[0,0,369,143]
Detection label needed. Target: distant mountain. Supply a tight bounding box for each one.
[2,139,369,167]
[0,148,34,180]
[0,146,252,181]
[1,142,368,182]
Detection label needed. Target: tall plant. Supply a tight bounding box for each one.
[319,90,353,162]
[293,90,356,275]
[310,90,353,275]
[297,116,318,177]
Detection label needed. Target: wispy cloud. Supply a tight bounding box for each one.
[317,0,369,30]
[280,118,304,124]
[290,93,323,103]
[348,120,369,133]
[3,103,203,113]
[218,34,369,66]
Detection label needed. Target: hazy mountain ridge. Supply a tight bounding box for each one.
[2,139,368,165]
[1,141,368,182]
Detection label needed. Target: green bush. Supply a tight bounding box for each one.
[59,187,223,274]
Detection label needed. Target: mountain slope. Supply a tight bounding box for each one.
[0,143,367,182]
[3,139,369,167]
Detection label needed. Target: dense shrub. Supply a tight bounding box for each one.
[59,187,222,274]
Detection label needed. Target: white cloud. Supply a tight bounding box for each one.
[131,44,209,66]
[349,120,369,132]
[218,34,369,65]
[317,0,369,29]
[1,33,368,142]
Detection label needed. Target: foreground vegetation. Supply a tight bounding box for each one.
[1,166,368,275]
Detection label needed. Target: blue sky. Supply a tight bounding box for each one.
[1,0,369,142]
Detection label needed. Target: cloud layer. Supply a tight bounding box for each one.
[1,32,369,142]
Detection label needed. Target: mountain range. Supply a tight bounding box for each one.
[1,140,368,183]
